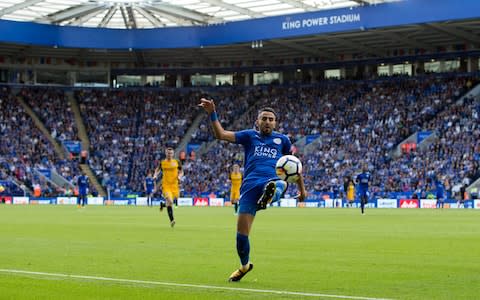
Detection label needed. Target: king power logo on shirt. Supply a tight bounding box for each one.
[254,145,278,158]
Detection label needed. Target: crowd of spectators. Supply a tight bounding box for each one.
[299,75,473,195]
[0,72,478,199]
[22,87,79,142]
[76,88,200,194]
[183,74,478,198]
[21,87,80,182]
[129,89,199,192]
[76,89,140,193]
[384,93,479,198]
[0,86,63,196]
[190,87,262,144]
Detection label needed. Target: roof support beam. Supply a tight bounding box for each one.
[270,39,320,57]
[248,47,277,63]
[191,48,211,64]
[144,5,194,26]
[135,6,164,27]
[119,5,129,29]
[376,29,433,51]
[145,3,221,24]
[423,23,480,46]
[0,0,44,17]
[98,6,116,27]
[134,50,145,67]
[126,6,137,29]
[36,4,105,24]
[201,0,263,18]
[324,35,383,57]
[68,8,104,26]
[279,0,318,11]
[351,0,372,4]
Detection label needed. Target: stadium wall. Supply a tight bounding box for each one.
[2,196,479,209]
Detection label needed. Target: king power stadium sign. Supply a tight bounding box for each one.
[282,14,361,30]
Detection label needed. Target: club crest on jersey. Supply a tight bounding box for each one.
[254,145,278,158]
[273,138,282,145]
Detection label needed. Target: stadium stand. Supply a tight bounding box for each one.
[1,71,478,199]
[0,87,64,196]
[185,74,479,199]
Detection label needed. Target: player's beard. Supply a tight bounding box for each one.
[260,126,272,135]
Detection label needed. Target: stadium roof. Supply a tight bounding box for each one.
[0,0,394,29]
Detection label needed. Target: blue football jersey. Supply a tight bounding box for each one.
[145,177,154,192]
[234,129,291,194]
[356,172,370,191]
[435,181,444,198]
[78,175,89,195]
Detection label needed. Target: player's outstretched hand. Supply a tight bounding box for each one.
[198,98,215,114]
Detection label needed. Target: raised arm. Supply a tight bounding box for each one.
[153,165,161,180]
[177,160,184,180]
[198,98,236,143]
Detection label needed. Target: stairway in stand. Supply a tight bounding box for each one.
[17,96,65,160]
[67,91,107,197]
[78,163,105,198]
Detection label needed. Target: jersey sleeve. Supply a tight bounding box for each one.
[234,130,252,146]
[282,136,292,155]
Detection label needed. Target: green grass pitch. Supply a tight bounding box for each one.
[0,205,478,299]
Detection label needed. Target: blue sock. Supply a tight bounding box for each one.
[272,180,287,203]
[236,233,250,266]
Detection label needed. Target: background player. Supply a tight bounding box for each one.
[199,98,306,282]
[144,170,156,207]
[346,176,355,208]
[356,165,370,215]
[154,146,183,227]
[435,177,445,209]
[458,183,468,209]
[229,163,242,214]
[77,170,89,208]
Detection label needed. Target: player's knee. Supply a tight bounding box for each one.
[276,180,287,191]
[236,215,253,235]
[237,227,249,236]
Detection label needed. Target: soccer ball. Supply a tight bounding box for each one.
[275,155,302,183]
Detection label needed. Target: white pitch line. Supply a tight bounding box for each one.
[0,268,393,300]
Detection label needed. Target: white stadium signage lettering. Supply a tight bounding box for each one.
[13,197,29,205]
[209,198,224,207]
[377,199,397,208]
[420,199,437,209]
[282,14,361,30]
[178,198,193,206]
